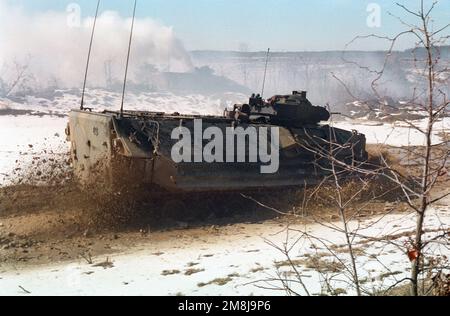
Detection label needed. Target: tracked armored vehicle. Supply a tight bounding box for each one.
[67,91,368,192]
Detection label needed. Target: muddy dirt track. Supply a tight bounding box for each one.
[0,180,290,267]
[0,172,420,269]
[1,179,448,296]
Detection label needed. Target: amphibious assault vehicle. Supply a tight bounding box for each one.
[67,91,368,192]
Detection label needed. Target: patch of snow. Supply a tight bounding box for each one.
[4,89,245,117]
[335,117,450,147]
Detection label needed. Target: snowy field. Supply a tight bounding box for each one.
[0,90,243,117]
[1,207,449,296]
[336,117,450,147]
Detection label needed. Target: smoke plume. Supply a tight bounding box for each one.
[0,1,193,89]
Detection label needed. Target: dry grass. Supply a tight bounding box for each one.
[184,268,205,276]
[198,277,233,287]
[161,269,181,276]
[331,245,366,257]
[290,176,405,220]
[250,267,265,273]
[366,145,400,167]
[275,254,345,274]
[92,257,114,269]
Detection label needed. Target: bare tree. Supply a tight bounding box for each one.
[335,0,450,296]
[243,120,407,295]
[0,58,33,98]
[243,1,449,297]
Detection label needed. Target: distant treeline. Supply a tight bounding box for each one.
[191,47,450,106]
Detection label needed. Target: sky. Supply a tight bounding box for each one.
[3,0,450,51]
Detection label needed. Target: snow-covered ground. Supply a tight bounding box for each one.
[335,117,450,147]
[1,90,244,117]
[1,208,448,296]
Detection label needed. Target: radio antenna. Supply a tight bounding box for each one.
[80,0,101,110]
[120,0,138,117]
[261,48,270,99]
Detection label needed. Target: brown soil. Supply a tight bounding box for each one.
[0,182,282,268]
[1,144,448,269]
[0,180,418,269]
